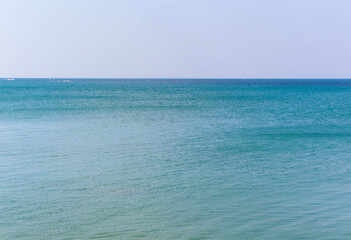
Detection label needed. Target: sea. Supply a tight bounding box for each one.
[1,78,351,239]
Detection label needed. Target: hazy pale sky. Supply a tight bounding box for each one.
[1,0,351,78]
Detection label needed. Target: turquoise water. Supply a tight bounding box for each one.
[1,79,351,239]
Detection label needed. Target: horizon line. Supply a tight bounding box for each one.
[2,77,351,80]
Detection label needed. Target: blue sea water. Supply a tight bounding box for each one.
[1,79,351,239]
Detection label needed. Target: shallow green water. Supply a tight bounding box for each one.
[1,79,351,239]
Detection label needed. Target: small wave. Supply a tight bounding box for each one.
[58,80,72,83]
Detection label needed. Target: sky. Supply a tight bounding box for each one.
[0,0,351,78]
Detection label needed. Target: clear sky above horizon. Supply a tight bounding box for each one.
[1,0,351,78]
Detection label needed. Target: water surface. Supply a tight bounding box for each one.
[1,79,351,239]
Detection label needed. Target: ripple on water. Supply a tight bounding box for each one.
[1,79,351,239]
